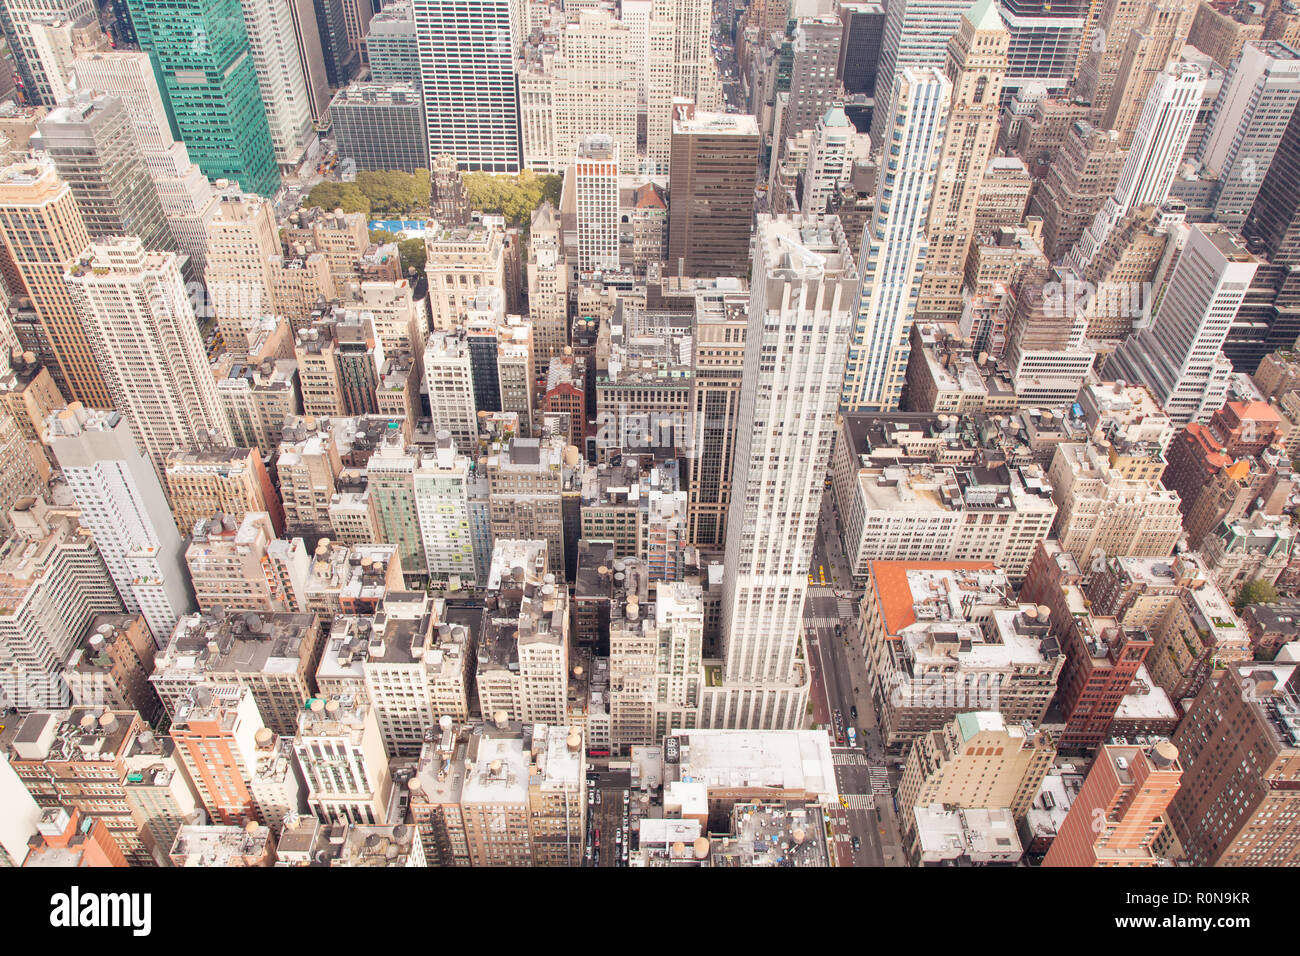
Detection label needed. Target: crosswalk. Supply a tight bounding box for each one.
[842,793,875,810]
[833,750,871,767]
[805,616,849,630]
[869,767,892,796]
[837,597,856,619]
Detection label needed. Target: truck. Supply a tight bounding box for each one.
[847,727,857,748]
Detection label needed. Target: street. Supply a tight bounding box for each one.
[804,483,906,866]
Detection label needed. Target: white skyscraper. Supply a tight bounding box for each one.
[574,134,620,272]
[414,0,521,172]
[238,0,318,168]
[413,430,476,582]
[1198,42,1300,231]
[1105,225,1260,424]
[842,66,950,412]
[870,0,971,144]
[65,238,232,476]
[0,0,96,105]
[700,215,859,730]
[801,106,868,216]
[423,331,479,452]
[45,406,195,646]
[1068,63,1205,270]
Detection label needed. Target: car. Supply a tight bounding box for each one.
[852,836,861,850]
[850,705,858,720]
[588,792,595,805]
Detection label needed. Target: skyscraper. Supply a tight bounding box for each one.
[237,0,318,168]
[65,238,232,474]
[36,93,175,255]
[1098,0,1198,148]
[870,0,972,144]
[574,134,620,274]
[916,0,1008,322]
[46,405,195,645]
[842,67,950,412]
[0,161,109,410]
[414,0,522,172]
[778,16,844,154]
[0,0,96,105]
[1106,224,1259,424]
[127,0,281,197]
[701,215,858,730]
[666,102,760,279]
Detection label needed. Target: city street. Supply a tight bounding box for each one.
[804,486,906,866]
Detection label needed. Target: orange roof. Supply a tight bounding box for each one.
[633,183,666,210]
[1225,459,1251,482]
[1228,400,1281,423]
[869,561,998,638]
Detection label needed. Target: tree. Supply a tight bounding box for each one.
[462,170,562,231]
[370,229,398,245]
[1235,578,1280,611]
[305,181,371,216]
[398,238,426,276]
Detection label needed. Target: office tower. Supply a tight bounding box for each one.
[870,0,971,144]
[1042,740,1182,867]
[484,437,573,578]
[778,16,843,153]
[1002,266,1095,402]
[1029,121,1125,262]
[332,311,383,416]
[1068,63,1205,271]
[688,283,748,548]
[366,1,418,84]
[801,106,868,216]
[842,67,950,412]
[340,0,371,57]
[1081,203,1173,339]
[414,0,521,172]
[330,83,428,173]
[65,238,231,474]
[1106,224,1259,424]
[0,410,43,531]
[1205,42,1300,230]
[838,2,886,96]
[71,51,220,280]
[517,9,639,175]
[973,157,1033,235]
[916,0,1008,322]
[36,93,174,255]
[285,0,331,126]
[642,0,678,174]
[313,0,356,86]
[423,330,478,452]
[0,162,107,409]
[999,0,1088,101]
[0,0,96,105]
[164,445,283,535]
[898,712,1055,842]
[366,431,426,577]
[574,135,620,274]
[463,289,503,413]
[1077,0,1187,117]
[294,695,390,825]
[205,184,280,355]
[128,0,281,197]
[8,708,156,864]
[1100,0,1198,147]
[0,503,123,709]
[25,13,110,105]
[699,216,856,731]
[1167,662,1300,866]
[666,103,760,279]
[527,203,569,365]
[424,222,505,330]
[237,0,317,169]
[46,406,194,646]
[412,431,475,582]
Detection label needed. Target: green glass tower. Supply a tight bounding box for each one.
[126,0,281,197]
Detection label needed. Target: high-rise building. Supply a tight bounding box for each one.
[127,0,281,197]
[778,16,843,153]
[412,431,476,583]
[573,134,620,274]
[1106,224,1260,424]
[527,203,570,365]
[366,0,418,85]
[164,445,283,535]
[1198,41,1300,231]
[0,0,96,105]
[312,0,355,87]
[285,0,331,127]
[1167,661,1300,866]
[916,0,1008,322]
[837,2,886,97]
[423,222,505,330]
[36,92,175,256]
[414,0,521,172]
[45,406,194,646]
[185,513,307,612]
[999,0,1088,101]
[666,102,760,279]
[65,238,232,475]
[330,83,428,173]
[1099,0,1198,148]
[0,162,107,409]
[1029,121,1126,262]
[205,184,280,356]
[801,106,869,216]
[870,0,972,144]
[842,67,950,412]
[1042,740,1182,866]
[294,695,391,825]
[237,0,318,169]
[701,216,857,730]
[423,330,479,453]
